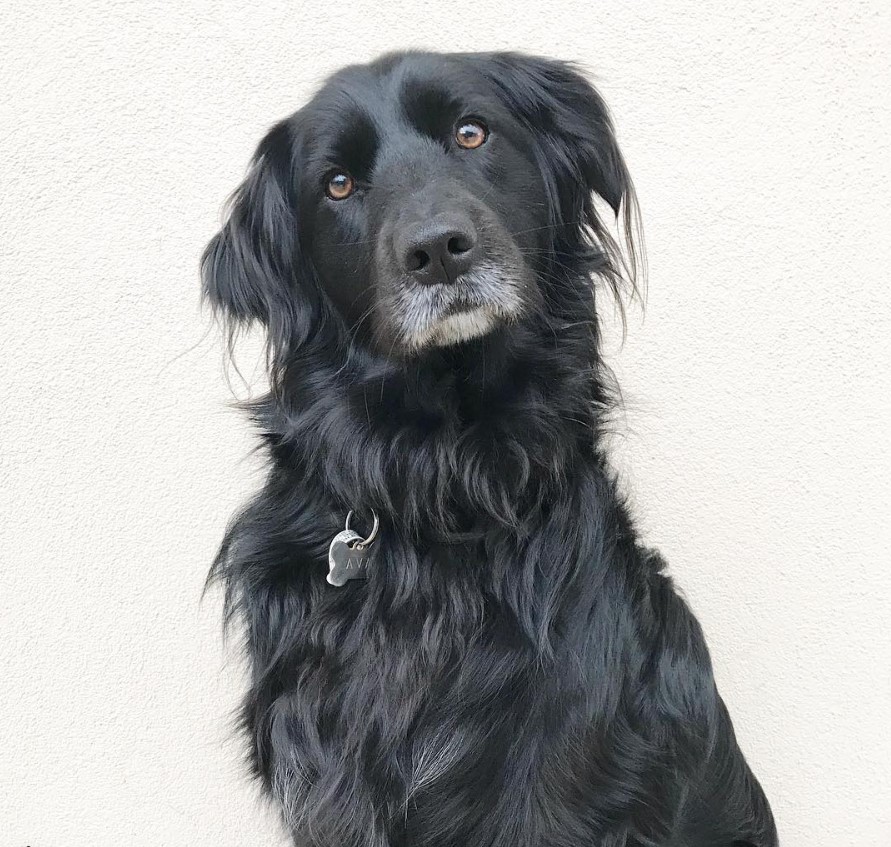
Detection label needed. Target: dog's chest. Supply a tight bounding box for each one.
[273,609,584,845]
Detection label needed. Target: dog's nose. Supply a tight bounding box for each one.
[398,217,477,284]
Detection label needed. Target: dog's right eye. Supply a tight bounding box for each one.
[325,171,355,201]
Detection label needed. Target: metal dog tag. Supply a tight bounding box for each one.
[327,530,372,586]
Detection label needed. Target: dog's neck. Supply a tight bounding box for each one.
[231,314,635,658]
[256,316,617,539]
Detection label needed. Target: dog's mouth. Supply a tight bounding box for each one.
[389,264,528,352]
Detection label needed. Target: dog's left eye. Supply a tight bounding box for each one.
[455,119,488,150]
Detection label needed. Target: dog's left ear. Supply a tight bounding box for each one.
[477,53,632,217]
[476,52,643,296]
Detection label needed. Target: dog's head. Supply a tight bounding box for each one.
[203,51,639,366]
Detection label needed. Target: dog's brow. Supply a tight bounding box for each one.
[330,111,379,176]
[399,78,462,139]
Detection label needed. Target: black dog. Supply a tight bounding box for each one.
[202,51,778,847]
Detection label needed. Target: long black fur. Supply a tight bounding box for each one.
[202,51,778,846]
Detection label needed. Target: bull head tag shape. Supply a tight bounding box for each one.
[326,510,379,587]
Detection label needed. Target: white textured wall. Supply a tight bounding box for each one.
[1,1,888,844]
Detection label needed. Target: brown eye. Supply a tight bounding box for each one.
[455,119,488,150]
[325,171,354,200]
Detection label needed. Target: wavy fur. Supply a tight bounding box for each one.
[202,51,777,847]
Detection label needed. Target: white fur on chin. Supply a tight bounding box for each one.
[413,307,497,348]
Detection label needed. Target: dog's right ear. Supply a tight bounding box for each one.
[201,119,303,355]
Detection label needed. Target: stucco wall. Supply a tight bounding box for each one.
[1,1,889,845]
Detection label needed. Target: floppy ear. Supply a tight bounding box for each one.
[479,53,632,214]
[475,53,642,288]
[201,119,307,362]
